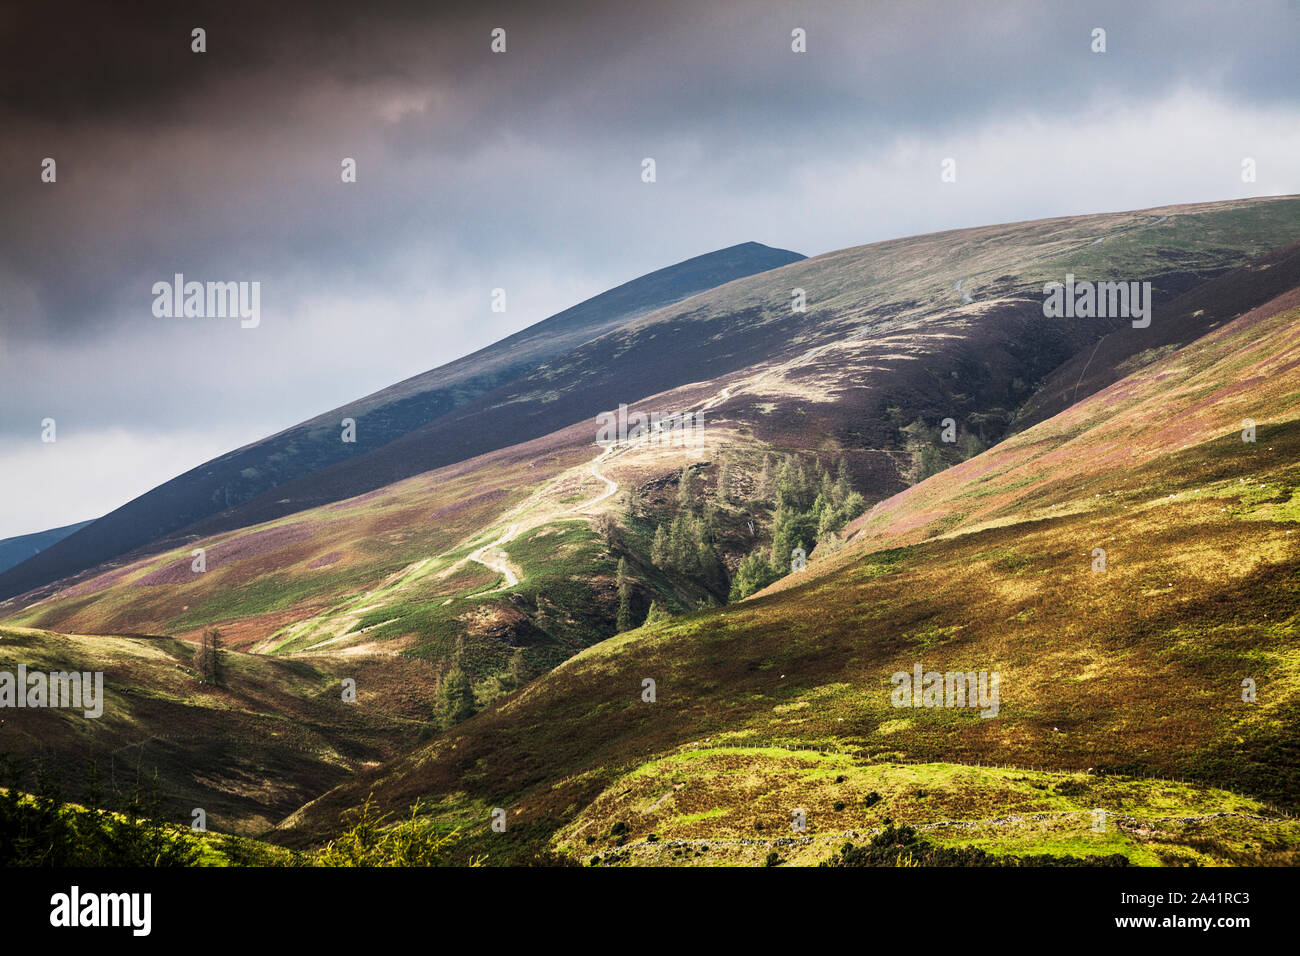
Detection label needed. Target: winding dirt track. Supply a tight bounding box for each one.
[467,342,832,586]
[467,523,521,588]
[278,211,1182,642]
[565,446,618,514]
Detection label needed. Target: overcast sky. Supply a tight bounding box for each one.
[2,0,1298,537]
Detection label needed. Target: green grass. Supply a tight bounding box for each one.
[550,747,1295,866]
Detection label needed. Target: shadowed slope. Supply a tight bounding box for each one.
[0,625,440,834]
[0,521,93,576]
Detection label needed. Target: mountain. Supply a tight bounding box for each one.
[0,520,93,575]
[0,242,805,603]
[6,198,1298,662]
[4,198,1299,861]
[174,197,1300,542]
[270,265,1300,865]
[8,198,1297,649]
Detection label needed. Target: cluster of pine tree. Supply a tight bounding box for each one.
[648,466,726,593]
[729,455,865,601]
[899,415,990,482]
[435,638,530,729]
[0,756,203,867]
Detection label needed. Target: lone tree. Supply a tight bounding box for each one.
[592,511,618,547]
[196,627,224,685]
[507,648,530,688]
[437,639,476,728]
[616,557,634,632]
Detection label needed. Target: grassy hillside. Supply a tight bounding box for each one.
[10,199,1298,648]
[6,199,1299,763]
[5,200,1297,863]
[0,625,439,834]
[556,749,1296,867]
[268,281,1300,865]
[4,431,594,651]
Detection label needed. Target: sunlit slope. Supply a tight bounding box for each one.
[0,625,438,834]
[555,750,1297,867]
[6,199,1299,852]
[3,427,616,668]
[7,197,1297,646]
[272,285,1300,863]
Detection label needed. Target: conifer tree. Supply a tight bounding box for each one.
[650,524,670,567]
[616,557,633,632]
[508,649,529,688]
[677,466,697,508]
[643,601,669,626]
[438,639,476,727]
[716,460,731,502]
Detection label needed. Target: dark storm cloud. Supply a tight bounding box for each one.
[3,0,1297,340]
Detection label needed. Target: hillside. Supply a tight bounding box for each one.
[268,275,1300,865]
[0,521,93,576]
[0,242,805,603]
[7,199,1298,663]
[176,197,1300,541]
[0,624,439,834]
[4,199,1298,865]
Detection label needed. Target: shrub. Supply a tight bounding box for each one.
[316,796,473,867]
[819,823,1130,868]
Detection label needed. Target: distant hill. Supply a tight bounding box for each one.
[0,242,804,602]
[0,520,93,575]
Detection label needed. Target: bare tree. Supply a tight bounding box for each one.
[591,512,618,547]
[196,627,224,685]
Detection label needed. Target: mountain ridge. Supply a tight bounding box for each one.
[0,241,805,602]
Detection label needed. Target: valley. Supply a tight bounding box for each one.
[3,196,1299,865]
